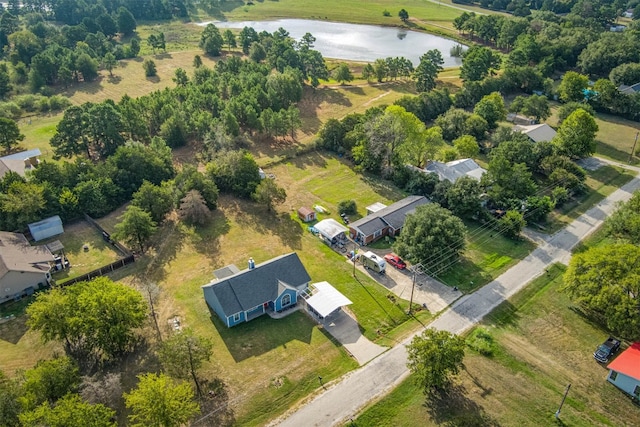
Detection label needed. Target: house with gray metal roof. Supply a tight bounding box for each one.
[424,158,486,183]
[0,231,54,304]
[514,123,557,143]
[202,253,312,327]
[0,149,41,179]
[349,196,429,245]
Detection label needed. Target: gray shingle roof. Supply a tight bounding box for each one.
[0,232,53,281]
[203,253,311,317]
[350,196,429,236]
[424,159,486,183]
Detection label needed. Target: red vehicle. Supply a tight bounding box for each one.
[384,253,406,270]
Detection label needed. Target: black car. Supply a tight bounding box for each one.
[593,337,621,363]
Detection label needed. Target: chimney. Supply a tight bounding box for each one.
[248,258,255,270]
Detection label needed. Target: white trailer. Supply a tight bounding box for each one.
[358,251,386,273]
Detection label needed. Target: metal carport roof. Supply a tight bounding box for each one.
[306,282,353,318]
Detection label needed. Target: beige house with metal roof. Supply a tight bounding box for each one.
[0,232,54,303]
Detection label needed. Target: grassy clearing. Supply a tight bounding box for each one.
[223,0,464,25]
[548,104,640,165]
[135,20,203,56]
[547,165,636,234]
[438,221,536,292]
[355,264,640,426]
[17,113,62,161]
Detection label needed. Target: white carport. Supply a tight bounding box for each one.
[305,281,352,318]
[314,219,347,243]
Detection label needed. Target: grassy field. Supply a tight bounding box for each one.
[548,105,640,165]
[355,263,640,426]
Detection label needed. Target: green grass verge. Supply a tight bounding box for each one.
[355,263,640,426]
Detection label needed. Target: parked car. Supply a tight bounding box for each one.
[594,337,621,363]
[384,253,406,270]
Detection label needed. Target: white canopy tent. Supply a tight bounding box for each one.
[314,218,348,243]
[306,281,353,318]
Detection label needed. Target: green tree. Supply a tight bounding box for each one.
[558,71,589,103]
[249,42,266,63]
[562,244,640,339]
[200,23,224,56]
[132,180,175,223]
[75,53,98,82]
[19,394,116,427]
[223,29,236,52]
[557,101,595,125]
[484,157,537,207]
[0,181,46,230]
[177,189,211,225]
[606,191,640,244]
[173,67,188,86]
[453,135,479,158]
[407,328,465,394]
[0,116,24,154]
[193,55,203,68]
[26,277,147,360]
[398,9,409,23]
[553,108,598,159]
[516,94,551,122]
[473,92,506,129]
[460,46,501,82]
[102,52,116,77]
[20,357,80,410]
[158,328,213,397]
[414,50,444,92]
[332,63,353,84]
[0,369,21,427]
[124,373,199,427]
[143,59,157,77]
[252,178,287,212]
[394,203,466,272]
[446,175,482,218]
[206,150,261,198]
[499,210,525,239]
[174,165,219,210]
[362,63,375,82]
[114,205,157,253]
[116,7,137,36]
[525,195,554,224]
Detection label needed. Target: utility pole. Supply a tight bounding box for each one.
[408,263,422,315]
[555,383,571,420]
[629,132,639,164]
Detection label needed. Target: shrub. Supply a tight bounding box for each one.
[466,327,496,356]
[383,10,391,16]
[450,44,465,57]
[143,59,157,77]
[337,199,357,215]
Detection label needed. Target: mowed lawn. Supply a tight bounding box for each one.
[84,156,429,425]
[355,264,640,426]
[223,0,464,24]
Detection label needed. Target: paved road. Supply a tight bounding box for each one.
[275,171,640,427]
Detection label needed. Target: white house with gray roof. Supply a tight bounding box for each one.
[0,231,54,304]
[424,159,486,183]
[349,196,429,245]
[514,123,557,143]
[0,149,41,179]
[202,253,311,327]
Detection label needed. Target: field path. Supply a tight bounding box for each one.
[273,163,640,427]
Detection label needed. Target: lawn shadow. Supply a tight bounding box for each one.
[361,174,403,201]
[146,75,161,83]
[59,77,104,98]
[188,210,232,259]
[596,140,635,163]
[483,299,521,328]
[210,309,314,363]
[340,85,366,96]
[154,52,173,60]
[193,377,236,427]
[353,274,400,328]
[107,74,122,84]
[0,313,30,344]
[425,383,501,427]
[286,150,329,170]
[228,199,303,250]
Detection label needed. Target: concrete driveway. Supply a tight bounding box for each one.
[348,259,461,314]
[321,309,386,366]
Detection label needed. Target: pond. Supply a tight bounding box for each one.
[198,19,464,67]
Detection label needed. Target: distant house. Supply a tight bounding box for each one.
[0,231,54,304]
[349,196,429,245]
[0,149,41,179]
[202,253,312,328]
[623,9,634,18]
[424,158,486,183]
[297,207,316,223]
[618,82,640,96]
[607,342,640,399]
[514,123,557,143]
